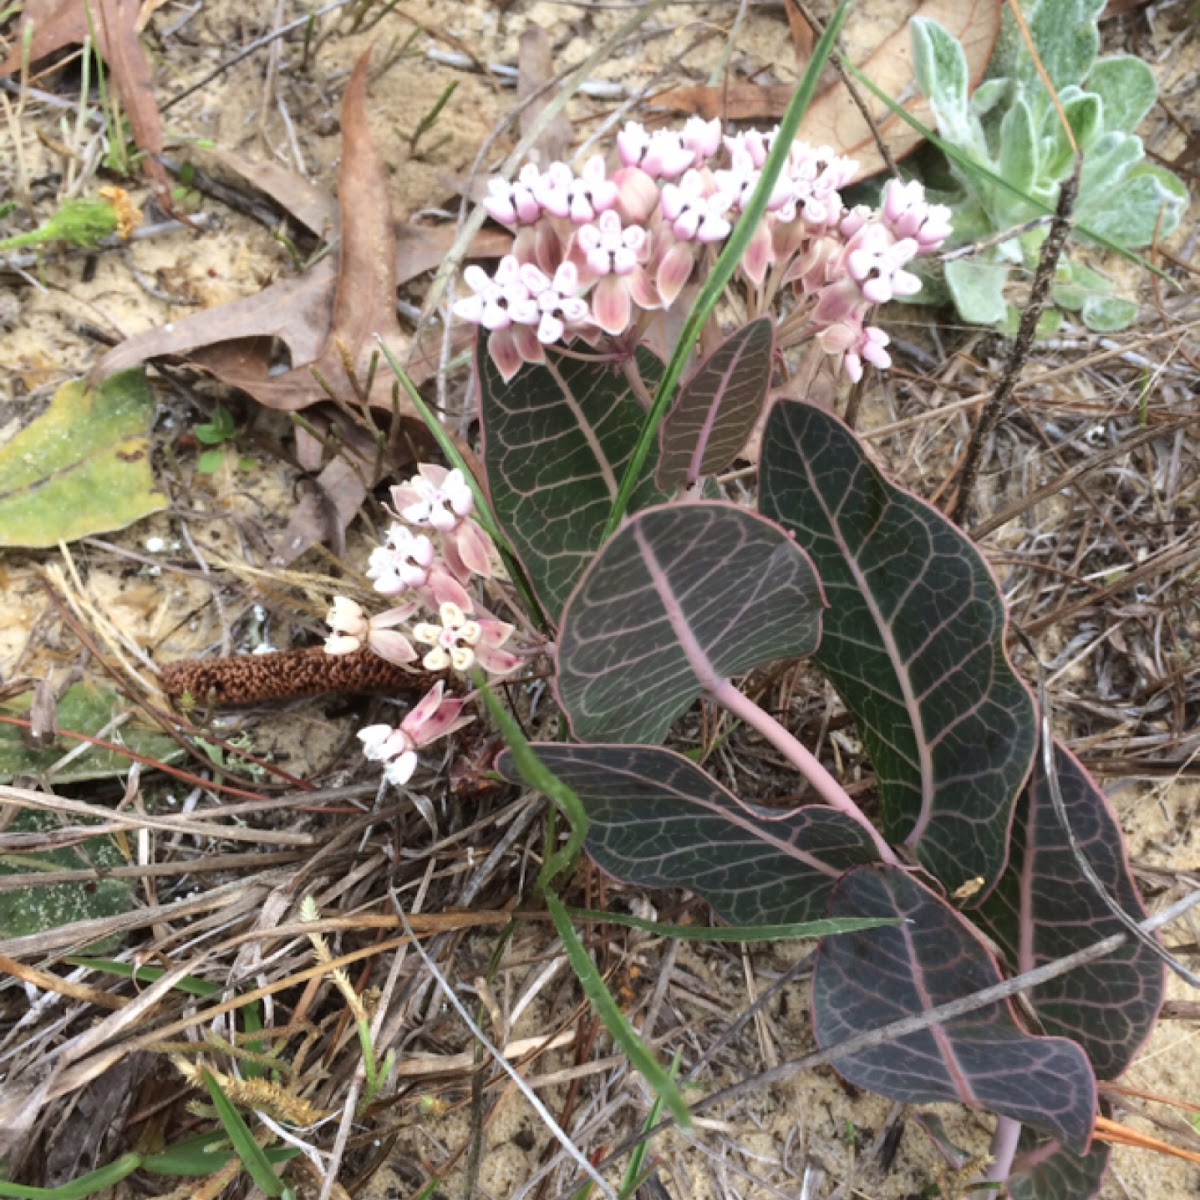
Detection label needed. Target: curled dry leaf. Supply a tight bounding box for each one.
[652,0,1001,179]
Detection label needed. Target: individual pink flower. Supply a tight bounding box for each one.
[565,155,619,223]
[452,255,538,332]
[367,525,435,595]
[616,122,695,179]
[660,169,732,243]
[324,596,419,666]
[520,260,589,344]
[358,681,473,787]
[818,320,892,382]
[575,210,653,334]
[680,116,723,162]
[881,178,952,251]
[412,602,519,676]
[845,224,921,305]
[483,162,544,227]
[391,466,494,582]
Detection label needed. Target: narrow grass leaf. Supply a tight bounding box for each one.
[200,1069,285,1197]
[472,673,588,889]
[567,908,897,943]
[0,1155,142,1200]
[545,891,690,1128]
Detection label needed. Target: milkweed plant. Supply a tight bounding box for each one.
[330,115,1165,1200]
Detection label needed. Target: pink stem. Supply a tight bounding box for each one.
[982,1116,1021,1186]
[711,678,902,866]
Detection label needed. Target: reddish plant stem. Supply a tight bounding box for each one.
[983,1115,1022,1186]
[710,678,901,866]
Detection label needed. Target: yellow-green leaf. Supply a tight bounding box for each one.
[0,369,165,547]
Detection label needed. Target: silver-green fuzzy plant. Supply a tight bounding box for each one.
[910,0,1187,333]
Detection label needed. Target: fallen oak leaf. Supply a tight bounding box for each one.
[652,0,1001,179]
[0,0,170,198]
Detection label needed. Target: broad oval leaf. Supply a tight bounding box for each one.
[655,318,774,490]
[759,399,1037,891]
[478,340,672,623]
[812,866,1097,1153]
[556,501,825,744]
[974,744,1164,1081]
[0,370,165,547]
[501,743,878,924]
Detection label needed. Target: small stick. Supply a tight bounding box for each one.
[949,173,1078,527]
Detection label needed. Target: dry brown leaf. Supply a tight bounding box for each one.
[0,0,170,196]
[652,0,1001,179]
[90,57,509,403]
[204,146,338,238]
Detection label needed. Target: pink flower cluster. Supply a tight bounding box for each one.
[454,119,951,383]
[324,464,523,788]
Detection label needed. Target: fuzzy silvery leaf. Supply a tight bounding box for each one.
[1039,89,1102,182]
[1077,161,1188,249]
[1050,260,1111,311]
[1084,55,1157,135]
[944,257,1009,325]
[993,0,1104,99]
[995,94,1040,223]
[970,77,1010,120]
[1080,294,1138,332]
[1075,131,1145,211]
[910,18,981,154]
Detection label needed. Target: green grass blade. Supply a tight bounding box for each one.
[200,1069,285,1197]
[64,957,219,997]
[545,891,690,1128]
[618,1052,681,1199]
[140,1131,299,1177]
[0,1155,142,1199]
[566,909,898,942]
[603,0,853,538]
[472,672,588,890]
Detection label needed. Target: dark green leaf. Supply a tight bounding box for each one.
[655,318,774,489]
[478,341,671,623]
[974,745,1164,1081]
[813,866,1097,1153]
[500,743,878,925]
[556,502,824,744]
[759,400,1037,890]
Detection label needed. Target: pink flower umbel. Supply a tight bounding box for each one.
[454,117,951,381]
[412,602,520,676]
[358,681,473,787]
[390,465,494,583]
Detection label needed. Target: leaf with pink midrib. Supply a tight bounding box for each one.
[759,399,1037,891]
[974,743,1164,1081]
[498,743,879,924]
[555,501,825,744]
[655,317,775,489]
[812,865,1097,1154]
